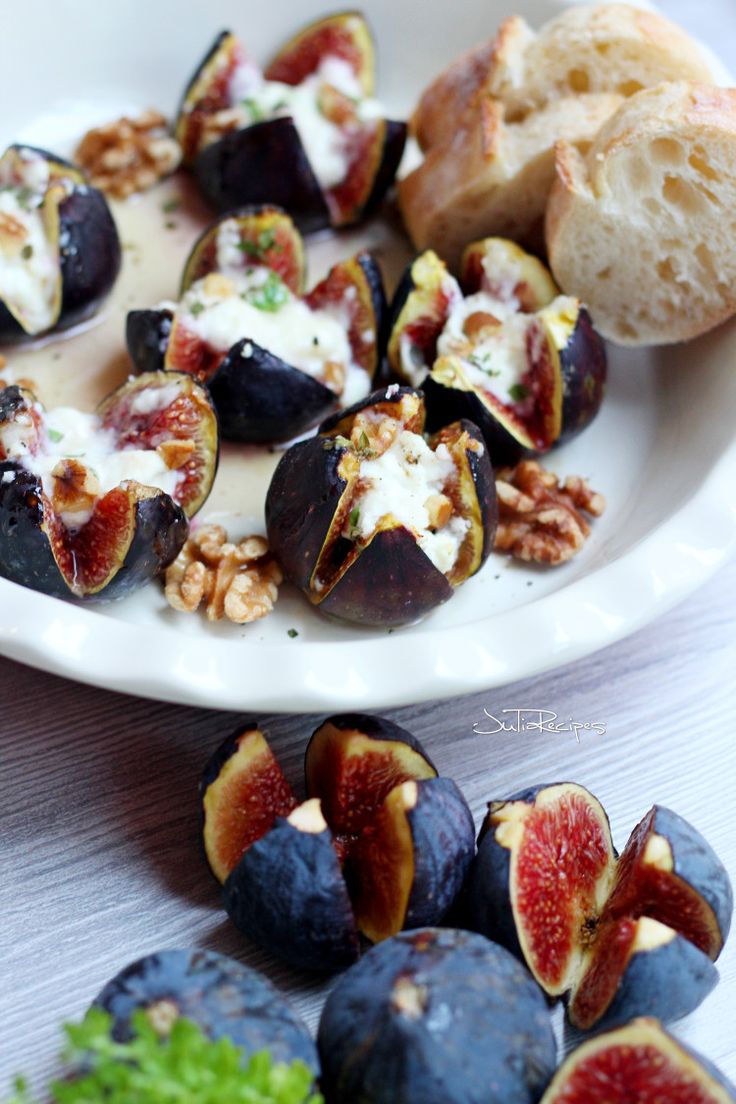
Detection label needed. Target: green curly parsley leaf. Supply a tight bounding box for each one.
[244,272,290,313]
[7,1008,322,1104]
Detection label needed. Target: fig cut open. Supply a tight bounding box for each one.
[0,373,217,601]
[127,206,386,444]
[468,782,733,1031]
[175,14,406,231]
[387,238,606,466]
[540,1018,736,1104]
[0,144,121,342]
[265,386,497,627]
[201,714,475,971]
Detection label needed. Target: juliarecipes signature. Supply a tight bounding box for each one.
[473,708,607,742]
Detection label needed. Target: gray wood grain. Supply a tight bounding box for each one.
[2,551,736,1092]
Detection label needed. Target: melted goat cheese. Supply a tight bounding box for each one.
[438,294,534,403]
[349,430,469,574]
[0,149,61,334]
[180,271,369,404]
[1,406,179,530]
[226,54,382,190]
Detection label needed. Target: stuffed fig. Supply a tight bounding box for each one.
[174,14,406,231]
[127,206,386,443]
[0,144,121,342]
[387,238,607,466]
[0,372,218,601]
[265,387,497,627]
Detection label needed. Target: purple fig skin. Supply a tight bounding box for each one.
[557,307,607,448]
[223,817,360,974]
[317,928,557,1104]
[93,947,319,1074]
[402,778,476,929]
[126,309,172,374]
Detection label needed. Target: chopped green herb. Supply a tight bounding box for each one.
[358,430,370,452]
[468,354,499,377]
[333,435,352,449]
[21,244,33,260]
[190,301,205,317]
[15,186,33,210]
[5,1007,322,1104]
[47,429,64,443]
[349,506,361,531]
[237,229,283,258]
[161,198,181,213]
[242,97,266,122]
[272,100,288,112]
[237,240,260,257]
[164,220,177,230]
[287,628,299,639]
[312,336,319,346]
[245,271,289,313]
[508,383,529,403]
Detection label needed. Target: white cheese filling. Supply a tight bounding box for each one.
[438,293,534,404]
[1,405,180,530]
[180,269,369,405]
[398,274,463,387]
[227,55,382,190]
[349,429,469,574]
[0,148,61,335]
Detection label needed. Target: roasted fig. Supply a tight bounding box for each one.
[0,372,217,601]
[127,207,385,443]
[540,1017,736,1103]
[317,928,557,1104]
[387,238,606,466]
[466,782,733,1031]
[204,714,474,972]
[174,15,406,231]
[265,387,497,627]
[0,145,120,342]
[93,947,319,1075]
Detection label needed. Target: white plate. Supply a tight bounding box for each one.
[1,0,735,711]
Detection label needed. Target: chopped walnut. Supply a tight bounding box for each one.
[50,459,100,514]
[462,311,502,340]
[199,107,250,150]
[323,359,346,394]
[425,493,453,530]
[494,460,605,566]
[75,109,182,199]
[164,524,282,624]
[157,438,195,470]
[350,411,400,456]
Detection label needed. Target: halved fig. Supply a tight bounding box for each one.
[174,16,406,232]
[318,929,557,1104]
[540,1018,736,1104]
[466,782,732,1030]
[201,726,297,883]
[0,373,217,601]
[127,208,384,443]
[265,387,497,627]
[202,715,474,972]
[0,144,121,341]
[387,238,606,466]
[93,947,319,1074]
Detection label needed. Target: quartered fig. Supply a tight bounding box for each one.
[466,782,733,1031]
[265,387,497,627]
[127,206,385,443]
[0,145,120,342]
[92,947,319,1075]
[540,1018,736,1104]
[317,928,557,1104]
[174,14,406,232]
[202,714,475,972]
[387,238,606,466]
[0,373,217,601]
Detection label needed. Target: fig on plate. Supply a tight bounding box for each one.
[92,947,319,1075]
[317,927,557,1104]
[540,1017,736,1103]
[0,145,120,342]
[126,206,386,443]
[203,714,474,972]
[466,782,733,1031]
[174,14,406,232]
[387,238,606,466]
[265,387,497,627]
[0,372,217,601]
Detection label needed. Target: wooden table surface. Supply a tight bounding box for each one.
[3,0,736,1095]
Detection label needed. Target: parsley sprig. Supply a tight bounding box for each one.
[7,1008,322,1104]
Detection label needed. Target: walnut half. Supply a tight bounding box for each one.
[494,460,605,566]
[164,525,282,624]
[75,109,182,199]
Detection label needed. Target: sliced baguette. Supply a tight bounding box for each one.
[413,4,714,150]
[545,82,736,346]
[399,92,622,271]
